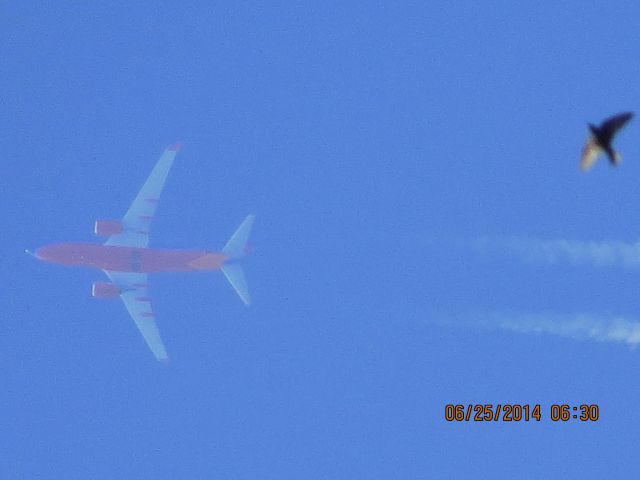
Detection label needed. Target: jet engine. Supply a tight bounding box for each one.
[92,282,121,299]
[93,220,123,236]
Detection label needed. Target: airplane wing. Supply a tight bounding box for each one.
[105,270,169,362]
[105,144,181,248]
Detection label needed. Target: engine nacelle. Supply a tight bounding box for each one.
[94,219,123,236]
[92,282,121,299]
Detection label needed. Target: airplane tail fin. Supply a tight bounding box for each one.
[221,215,255,305]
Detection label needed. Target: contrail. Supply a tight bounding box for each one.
[490,312,640,346]
[474,237,640,268]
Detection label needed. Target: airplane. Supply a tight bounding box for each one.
[32,143,254,362]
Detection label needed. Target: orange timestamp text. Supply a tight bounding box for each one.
[444,404,599,422]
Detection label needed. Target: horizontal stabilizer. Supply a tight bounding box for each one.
[221,263,250,305]
[223,215,255,259]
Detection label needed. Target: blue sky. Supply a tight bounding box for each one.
[4,2,640,478]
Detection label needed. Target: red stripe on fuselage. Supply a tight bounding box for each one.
[35,242,227,273]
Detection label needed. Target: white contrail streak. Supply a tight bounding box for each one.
[445,238,640,346]
[474,237,640,268]
[491,312,640,346]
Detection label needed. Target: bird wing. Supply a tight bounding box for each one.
[599,112,634,140]
[580,136,603,172]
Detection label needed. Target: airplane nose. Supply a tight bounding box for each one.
[34,246,50,260]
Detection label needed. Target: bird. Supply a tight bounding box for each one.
[581,112,634,171]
